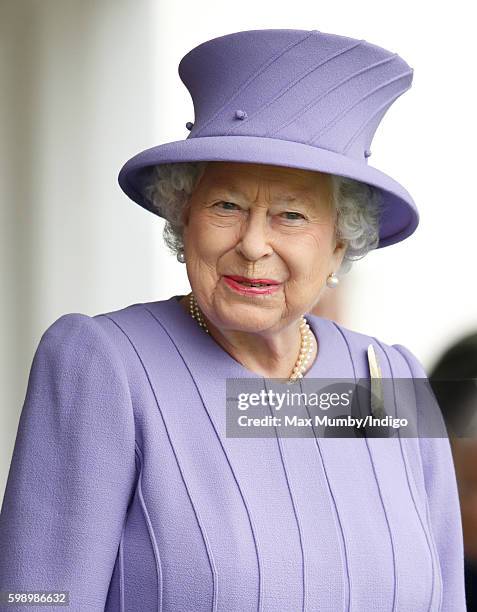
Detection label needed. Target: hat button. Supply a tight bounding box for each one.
[185,121,194,130]
[364,149,372,158]
[235,109,247,120]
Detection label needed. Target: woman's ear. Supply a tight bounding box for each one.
[333,237,348,261]
[181,201,191,227]
[329,238,347,276]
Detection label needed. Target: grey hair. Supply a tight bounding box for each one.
[143,162,381,276]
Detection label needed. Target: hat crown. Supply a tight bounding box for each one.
[178,29,413,162]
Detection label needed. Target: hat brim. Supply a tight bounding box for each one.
[118,135,418,249]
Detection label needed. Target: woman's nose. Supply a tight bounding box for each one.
[235,212,273,261]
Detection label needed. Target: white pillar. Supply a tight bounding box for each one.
[0,0,168,501]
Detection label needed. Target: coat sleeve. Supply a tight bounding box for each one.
[0,313,137,611]
[393,343,467,612]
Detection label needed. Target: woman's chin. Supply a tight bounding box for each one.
[212,298,281,333]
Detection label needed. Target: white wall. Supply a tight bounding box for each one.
[0,0,178,501]
[2,0,476,501]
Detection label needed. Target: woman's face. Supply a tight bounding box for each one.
[182,161,347,334]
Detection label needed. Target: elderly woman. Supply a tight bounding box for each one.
[0,28,466,611]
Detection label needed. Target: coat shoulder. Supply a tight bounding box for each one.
[308,314,427,378]
[309,313,398,353]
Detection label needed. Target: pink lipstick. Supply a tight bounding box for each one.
[222,275,282,296]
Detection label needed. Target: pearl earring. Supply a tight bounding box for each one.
[326,272,339,288]
[177,249,186,263]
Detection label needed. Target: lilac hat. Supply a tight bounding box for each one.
[118,29,418,248]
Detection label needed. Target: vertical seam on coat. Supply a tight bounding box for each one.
[381,343,437,612]
[104,311,219,612]
[307,318,352,612]
[119,522,125,612]
[368,337,401,612]
[99,314,166,611]
[135,443,163,612]
[143,304,265,612]
[333,322,395,612]
[263,378,307,611]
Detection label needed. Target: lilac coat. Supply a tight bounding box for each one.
[0,296,466,611]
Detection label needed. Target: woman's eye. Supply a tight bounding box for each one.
[214,201,240,211]
[280,211,306,220]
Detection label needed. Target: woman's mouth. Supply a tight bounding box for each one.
[222,275,282,295]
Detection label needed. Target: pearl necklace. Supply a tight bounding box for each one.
[188,292,315,383]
